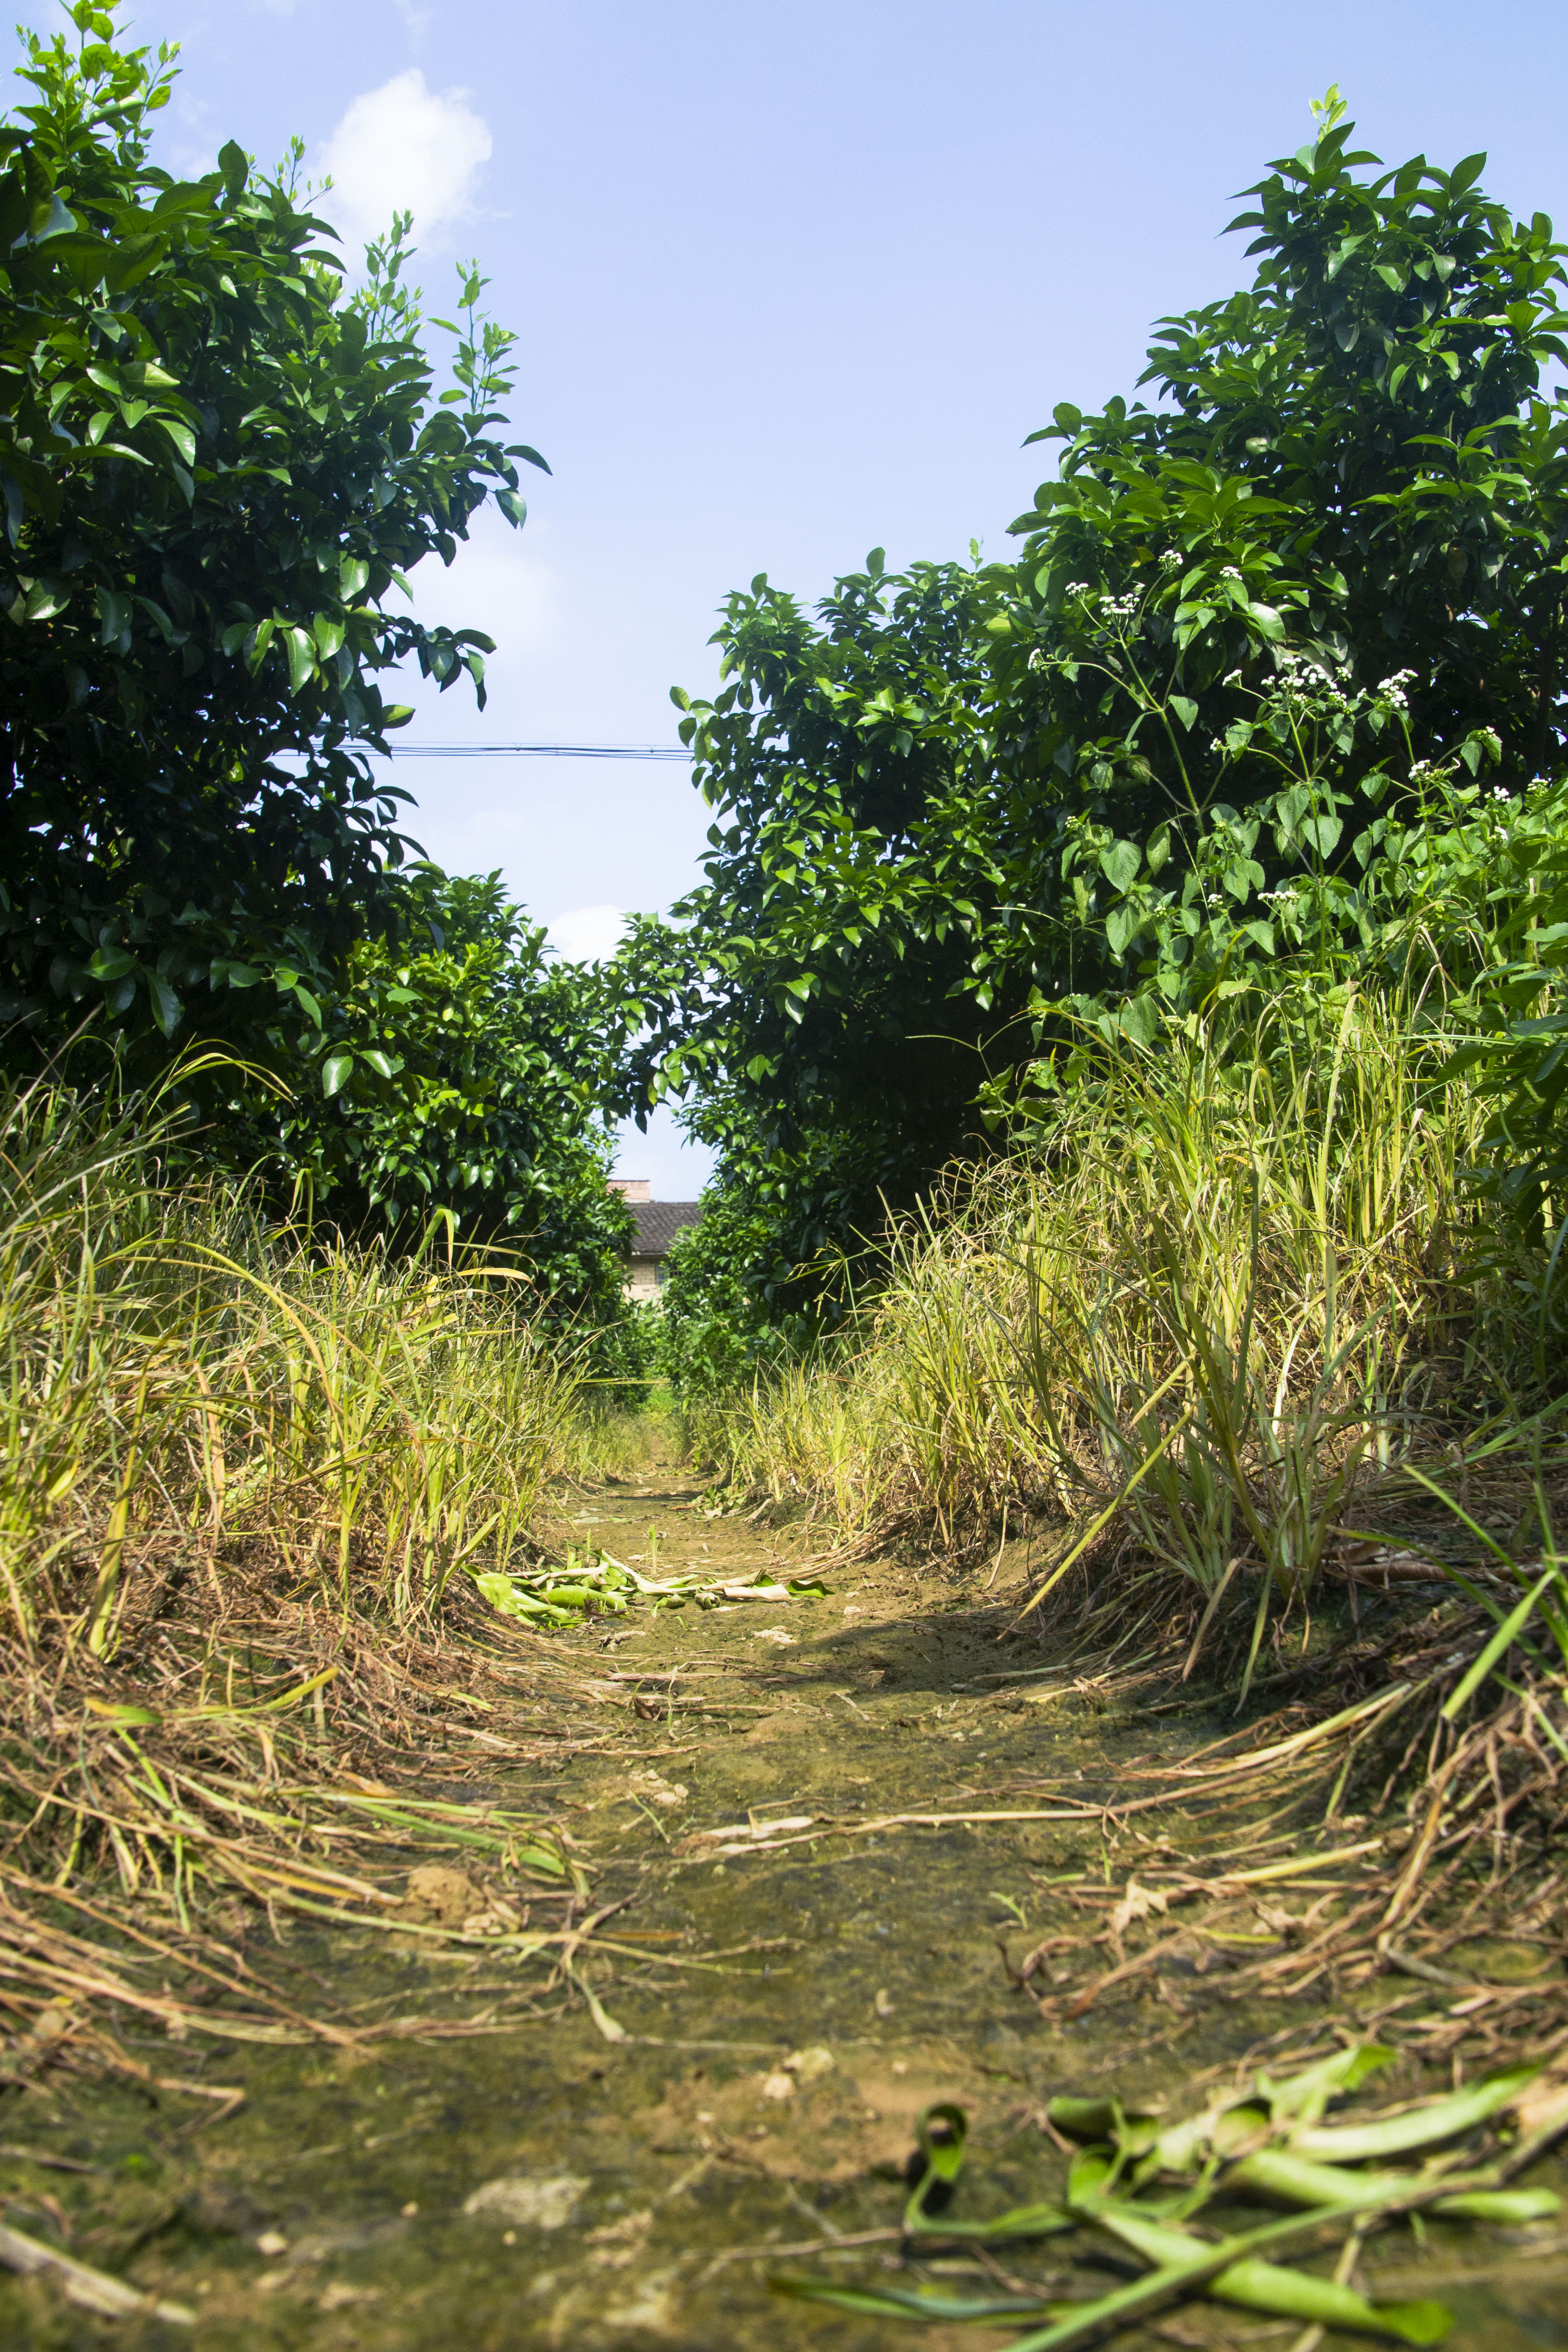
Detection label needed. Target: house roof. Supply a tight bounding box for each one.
[629,1200,703,1258]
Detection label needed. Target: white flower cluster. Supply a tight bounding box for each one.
[1161,550,1183,569]
[1061,581,1141,623]
[1376,668,1416,710]
[1265,646,1354,710]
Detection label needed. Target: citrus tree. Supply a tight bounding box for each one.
[249,868,637,1322]
[0,5,546,1073]
[621,93,1568,1341]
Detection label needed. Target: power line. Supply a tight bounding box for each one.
[386,742,693,760]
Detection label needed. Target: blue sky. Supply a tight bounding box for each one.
[18,1,1568,1189]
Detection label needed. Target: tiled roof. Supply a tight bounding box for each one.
[630,1200,703,1257]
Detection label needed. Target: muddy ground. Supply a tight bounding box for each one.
[3,1459,1565,2349]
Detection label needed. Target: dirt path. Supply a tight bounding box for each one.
[2,1460,1562,2349]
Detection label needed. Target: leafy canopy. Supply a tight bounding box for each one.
[0,4,547,1063]
[623,92,1568,1326]
[247,868,639,1324]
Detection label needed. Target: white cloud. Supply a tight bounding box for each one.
[547,905,628,965]
[407,511,556,660]
[316,69,491,255]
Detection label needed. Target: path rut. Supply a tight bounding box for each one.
[2,1456,1562,2350]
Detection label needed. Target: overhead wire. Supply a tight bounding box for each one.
[386,743,693,760]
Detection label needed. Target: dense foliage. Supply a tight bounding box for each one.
[0,10,643,1341]
[622,94,1568,1364]
[0,7,543,1074]
[233,867,638,1331]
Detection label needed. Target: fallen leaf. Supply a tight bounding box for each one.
[462,2175,586,2230]
[1109,1878,1169,1938]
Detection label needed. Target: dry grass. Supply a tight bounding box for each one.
[699,986,1557,1667]
[0,1065,629,2072]
[688,984,1568,2092]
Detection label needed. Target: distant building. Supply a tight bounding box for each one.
[607,1177,703,1301]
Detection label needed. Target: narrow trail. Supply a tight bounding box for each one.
[3,1453,1562,2350]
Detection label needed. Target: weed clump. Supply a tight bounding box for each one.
[0,1069,616,2068]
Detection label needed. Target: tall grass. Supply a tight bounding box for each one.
[0,1067,591,1657]
[0,1068,608,2047]
[701,986,1550,1659]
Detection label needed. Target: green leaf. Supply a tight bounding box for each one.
[96,588,131,644]
[1292,2067,1536,2163]
[321,1051,355,1097]
[1232,2150,1558,2228]
[283,626,316,694]
[1106,903,1139,957]
[1441,1569,1559,1721]
[1094,2207,1450,2343]
[153,414,197,467]
[217,138,248,199]
[87,946,137,983]
[1099,840,1141,895]
[1169,694,1198,731]
[772,2278,1061,2322]
[146,971,182,1036]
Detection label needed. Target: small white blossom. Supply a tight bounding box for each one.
[1376,668,1416,712]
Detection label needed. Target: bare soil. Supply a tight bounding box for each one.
[2,1453,1563,2350]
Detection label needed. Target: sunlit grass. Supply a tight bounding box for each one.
[700,983,1553,1668]
[0,1066,593,1655]
[0,1065,607,2034]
